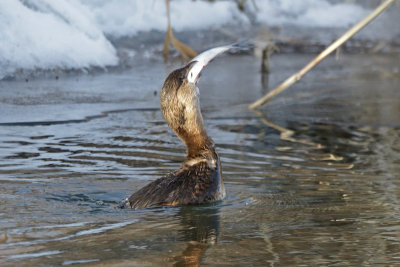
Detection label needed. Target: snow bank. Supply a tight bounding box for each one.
[0,0,371,80]
[82,0,248,37]
[254,0,368,28]
[85,0,368,37]
[0,0,118,79]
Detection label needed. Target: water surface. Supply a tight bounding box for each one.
[0,54,399,266]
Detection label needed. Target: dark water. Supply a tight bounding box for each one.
[0,54,399,266]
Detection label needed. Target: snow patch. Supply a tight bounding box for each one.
[0,0,118,79]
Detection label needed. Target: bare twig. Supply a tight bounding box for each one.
[249,0,395,109]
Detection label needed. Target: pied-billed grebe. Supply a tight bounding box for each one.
[121,44,246,209]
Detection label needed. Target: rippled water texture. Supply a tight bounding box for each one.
[0,54,399,266]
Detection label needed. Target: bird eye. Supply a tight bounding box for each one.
[179,76,185,83]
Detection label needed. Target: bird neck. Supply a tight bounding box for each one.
[174,107,215,159]
[161,92,215,159]
[181,129,215,160]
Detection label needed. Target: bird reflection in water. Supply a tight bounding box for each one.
[168,206,220,267]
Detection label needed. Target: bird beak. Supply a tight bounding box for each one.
[186,45,234,84]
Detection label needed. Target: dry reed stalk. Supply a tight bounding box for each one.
[249,0,395,109]
[163,0,197,61]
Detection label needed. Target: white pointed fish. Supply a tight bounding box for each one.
[187,43,251,84]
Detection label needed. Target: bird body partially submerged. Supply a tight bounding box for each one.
[121,44,247,209]
[125,150,224,209]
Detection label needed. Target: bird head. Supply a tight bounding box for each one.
[160,43,251,151]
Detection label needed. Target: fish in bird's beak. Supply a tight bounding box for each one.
[186,43,251,84]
